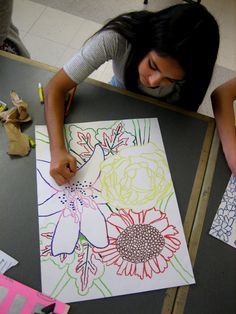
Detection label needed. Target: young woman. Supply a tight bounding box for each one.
[211,78,236,176]
[45,3,219,185]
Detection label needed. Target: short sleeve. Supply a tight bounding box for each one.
[63,30,127,84]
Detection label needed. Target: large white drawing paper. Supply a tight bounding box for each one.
[35,118,195,303]
[209,174,236,248]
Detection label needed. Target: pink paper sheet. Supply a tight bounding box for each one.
[0,274,70,313]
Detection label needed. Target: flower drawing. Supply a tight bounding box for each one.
[210,212,234,242]
[65,121,136,165]
[100,143,172,212]
[40,224,106,295]
[210,175,236,243]
[40,223,79,267]
[93,208,181,279]
[35,120,195,301]
[37,144,109,256]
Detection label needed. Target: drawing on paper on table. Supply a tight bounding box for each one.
[35,118,195,303]
[210,174,236,248]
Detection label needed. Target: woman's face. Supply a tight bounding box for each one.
[138,51,185,88]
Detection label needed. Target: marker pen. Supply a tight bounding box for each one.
[38,83,44,104]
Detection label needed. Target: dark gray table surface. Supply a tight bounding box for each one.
[185,150,236,314]
[1,55,234,314]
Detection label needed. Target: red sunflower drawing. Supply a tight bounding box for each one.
[93,208,181,280]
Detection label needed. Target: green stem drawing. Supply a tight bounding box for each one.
[94,278,112,297]
[137,119,142,145]
[158,192,173,212]
[51,268,71,298]
[173,255,194,279]
[83,244,90,285]
[159,199,164,211]
[36,138,49,144]
[36,130,49,138]
[132,120,138,146]
[163,192,174,212]
[106,203,115,213]
[170,255,194,284]
[36,131,49,144]
[143,119,147,145]
[143,119,151,144]
[132,119,151,145]
[147,119,151,143]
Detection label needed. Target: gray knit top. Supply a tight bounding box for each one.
[64,30,183,102]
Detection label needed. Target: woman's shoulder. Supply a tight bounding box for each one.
[89,29,130,57]
[93,29,128,45]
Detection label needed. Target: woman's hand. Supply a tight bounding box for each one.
[50,148,77,186]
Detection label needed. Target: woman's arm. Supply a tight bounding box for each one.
[44,31,126,185]
[44,69,77,185]
[211,77,236,175]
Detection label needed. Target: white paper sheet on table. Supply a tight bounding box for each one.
[209,174,236,248]
[0,250,18,274]
[35,118,195,303]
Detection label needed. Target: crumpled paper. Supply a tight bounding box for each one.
[0,91,32,156]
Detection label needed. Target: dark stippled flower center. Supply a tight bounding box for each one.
[115,224,165,263]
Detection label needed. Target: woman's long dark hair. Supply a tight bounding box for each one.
[98,3,219,111]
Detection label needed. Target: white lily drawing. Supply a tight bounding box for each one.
[37,144,109,256]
